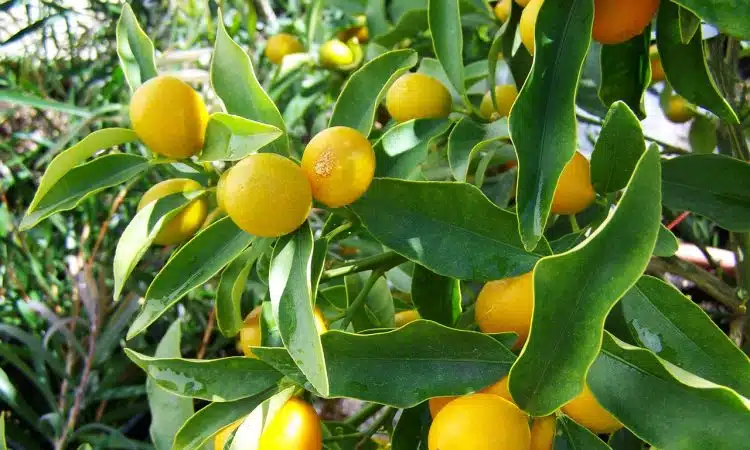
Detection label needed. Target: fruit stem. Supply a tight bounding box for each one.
[321,251,406,281]
[568,214,580,233]
[339,269,385,330]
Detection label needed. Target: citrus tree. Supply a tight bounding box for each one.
[13,0,750,449]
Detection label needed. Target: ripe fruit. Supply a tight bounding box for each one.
[258,397,322,450]
[664,95,695,123]
[216,169,230,212]
[223,153,312,237]
[480,84,519,120]
[301,126,375,208]
[530,415,556,450]
[129,75,208,159]
[265,33,304,65]
[214,419,242,450]
[592,0,659,45]
[429,394,531,450]
[551,152,596,215]
[650,45,665,83]
[562,384,622,434]
[240,306,326,358]
[385,73,452,123]
[475,271,534,347]
[338,16,369,43]
[516,0,530,6]
[520,0,544,55]
[394,309,420,327]
[319,39,355,69]
[495,0,512,22]
[137,178,208,246]
[428,376,513,418]
[429,396,455,418]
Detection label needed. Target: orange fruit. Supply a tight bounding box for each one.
[265,33,304,64]
[592,0,659,45]
[530,415,556,450]
[480,84,519,120]
[551,152,596,215]
[475,271,534,348]
[258,397,322,450]
[562,384,623,434]
[214,419,243,450]
[649,45,665,83]
[385,73,452,123]
[495,0,512,22]
[137,178,208,246]
[394,309,421,327]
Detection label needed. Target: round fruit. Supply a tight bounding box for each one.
[239,305,262,358]
[650,45,665,83]
[216,169,230,212]
[664,96,695,123]
[480,84,519,120]
[551,152,596,215]
[214,419,242,450]
[562,384,623,434]
[137,178,208,246]
[129,75,208,159]
[258,397,322,450]
[301,126,375,208]
[516,0,530,6]
[385,73,452,123]
[428,376,514,419]
[520,0,544,55]
[592,0,659,45]
[429,394,531,450]
[530,415,556,450]
[475,271,534,348]
[394,309,421,327]
[495,0,512,22]
[429,396,456,418]
[223,153,312,237]
[320,39,355,69]
[265,33,304,65]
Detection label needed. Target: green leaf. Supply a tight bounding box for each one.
[688,115,718,154]
[211,13,288,155]
[501,1,532,90]
[447,117,511,182]
[590,101,646,194]
[661,154,750,231]
[555,416,611,450]
[0,411,6,450]
[598,28,650,119]
[0,368,42,434]
[349,178,546,281]
[656,3,738,124]
[126,350,283,402]
[618,276,750,398]
[147,320,194,450]
[21,154,150,231]
[344,271,395,331]
[365,0,390,39]
[678,6,701,44]
[391,403,431,450]
[428,0,464,95]
[653,225,678,257]
[116,3,158,90]
[269,223,329,396]
[199,112,283,161]
[508,0,594,250]
[608,429,644,450]
[216,239,273,337]
[22,127,138,228]
[374,118,452,180]
[329,49,419,136]
[0,90,92,117]
[589,333,750,450]
[127,217,254,339]
[509,147,661,416]
[411,265,461,326]
[373,9,428,47]
[671,0,750,39]
[113,191,206,300]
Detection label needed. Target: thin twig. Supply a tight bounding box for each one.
[666,211,691,230]
[87,181,133,267]
[321,252,406,281]
[345,403,384,428]
[340,270,385,330]
[196,308,216,359]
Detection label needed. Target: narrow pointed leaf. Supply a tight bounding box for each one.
[199,113,282,161]
[598,28,650,119]
[590,102,646,194]
[411,265,461,326]
[374,9,428,47]
[653,225,678,257]
[116,3,158,90]
[375,118,452,180]
[428,0,464,95]
[555,416,611,450]
[447,117,511,182]
[671,0,750,39]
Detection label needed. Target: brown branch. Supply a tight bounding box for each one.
[196,308,216,359]
[87,184,131,268]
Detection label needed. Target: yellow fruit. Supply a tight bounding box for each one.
[223,153,312,237]
[664,96,695,123]
[530,415,556,450]
[516,0,530,5]
[480,84,519,120]
[313,307,328,334]
[385,73,452,123]
[562,384,623,434]
[216,170,230,212]
[428,376,513,419]
[265,33,304,65]
[429,396,456,418]
[649,45,665,83]
[475,271,534,348]
[338,16,369,43]
[129,75,208,159]
[239,305,263,358]
[394,309,421,327]
[214,419,242,450]
[137,178,208,246]
[551,152,596,215]
[319,39,355,69]
[301,126,375,208]
[520,0,543,55]
[592,0,659,45]
[495,0,512,22]
[258,397,322,450]
[429,394,531,450]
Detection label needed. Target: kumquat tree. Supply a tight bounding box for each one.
[2,0,750,449]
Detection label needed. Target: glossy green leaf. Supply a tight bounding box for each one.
[608,429,644,450]
[598,28,650,119]
[618,276,750,397]
[269,222,329,396]
[22,127,138,228]
[147,320,193,450]
[211,13,288,155]
[447,117,511,182]
[509,147,661,416]
[661,154,750,231]
[688,115,718,154]
[653,225,678,257]
[126,350,283,402]
[350,178,546,282]
[502,1,532,89]
[0,367,41,434]
[329,49,418,136]
[411,265,461,326]
[0,90,92,117]
[656,2,738,124]
[113,191,206,300]
[374,9,428,47]
[374,118,452,180]
[216,238,273,337]
[116,3,157,90]
[672,0,750,39]
[555,416,610,450]
[21,154,150,230]
[589,333,750,450]
[199,112,282,161]
[127,217,254,339]
[678,6,700,44]
[391,403,430,450]
[345,271,395,331]
[549,231,587,254]
[508,0,594,250]
[428,0,464,95]
[577,44,609,118]
[0,412,5,450]
[590,101,646,194]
